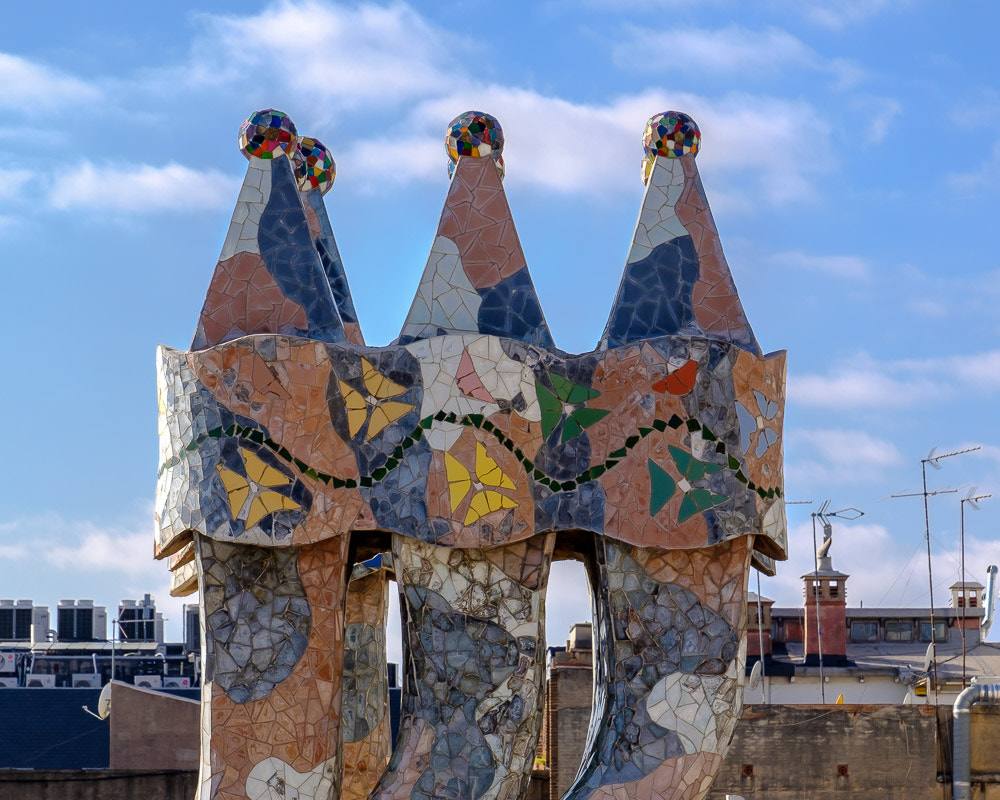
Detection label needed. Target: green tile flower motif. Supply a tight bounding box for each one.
[536,372,610,443]
[648,445,730,522]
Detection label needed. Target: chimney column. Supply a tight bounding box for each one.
[802,564,849,666]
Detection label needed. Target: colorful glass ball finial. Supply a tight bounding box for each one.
[239,109,298,160]
[641,111,701,185]
[446,111,505,180]
[294,136,336,194]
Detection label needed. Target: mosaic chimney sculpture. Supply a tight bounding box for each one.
[156,108,787,800]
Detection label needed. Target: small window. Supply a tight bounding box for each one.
[885,620,913,642]
[919,621,948,642]
[851,621,878,643]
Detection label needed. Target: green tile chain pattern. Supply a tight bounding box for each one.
[159,408,780,502]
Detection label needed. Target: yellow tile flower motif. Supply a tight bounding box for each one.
[339,358,414,439]
[216,449,301,529]
[444,442,518,525]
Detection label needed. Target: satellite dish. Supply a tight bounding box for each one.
[97,682,112,719]
[748,661,763,690]
[836,693,844,704]
[903,693,913,705]
[923,644,934,673]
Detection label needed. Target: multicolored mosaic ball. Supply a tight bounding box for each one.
[644,111,700,158]
[239,109,298,160]
[446,111,504,161]
[641,111,700,184]
[294,136,336,193]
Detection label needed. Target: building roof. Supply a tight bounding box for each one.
[771,606,984,619]
[771,638,1000,683]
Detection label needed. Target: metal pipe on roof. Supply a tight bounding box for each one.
[952,682,1000,800]
[983,566,998,639]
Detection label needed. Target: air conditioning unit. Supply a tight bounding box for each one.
[163,676,191,689]
[72,674,101,688]
[0,677,19,688]
[26,675,56,688]
[134,675,162,689]
[0,653,16,672]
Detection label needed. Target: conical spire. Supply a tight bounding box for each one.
[599,112,760,354]
[192,109,346,350]
[397,111,554,348]
[294,136,365,346]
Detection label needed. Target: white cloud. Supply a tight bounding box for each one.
[344,86,834,206]
[788,428,903,484]
[45,528,152,575]
[863,97,902,143]
[759,517,1000,610]
[164,2,836,206]
[182,0,455,111]
[949,140,1000,191]
[0,512,155,577]
[49,161,238,213]
[613,25,866,89]
[0,543,28,560]
[0,52,102,113]
[793,0,914,30]
[613,26,816,76]
[897,350,1000,391]
[0,511,189,639]
[790,365,931,408]
[0,169,32,201]
[790,349,1000,409]
[974,444,1000,466]
[769,250,871,279]
[907,297,949,318]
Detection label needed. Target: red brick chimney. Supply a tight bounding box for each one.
[802,553,849,666]
[746,592,774,658]
[950,581,984,630]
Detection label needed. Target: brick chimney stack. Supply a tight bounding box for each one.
[802,551,849,666]
[950,581,984,630]
[746,592,774,658]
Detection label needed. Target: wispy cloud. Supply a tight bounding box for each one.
[790,349,1000,409]
[0,170,31,234]
[0,52,102,114]
[949,140,1000,191]
[768,250,871,279]
[862,97,903,143]
[0,168,33,201]
[792,0,914,30]
[613,25,865,89]
[759,517,999,611]
[898,350,1000,390]
[49,162,238,213]
[343,86,835,206]
[0,511,189,639]
[157,2,837,206]
[790,364,930,408]
[179,0,457,112]
[788,428,903,484]
[614,25,814,75]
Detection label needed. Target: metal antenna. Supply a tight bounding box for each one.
[752,500,811,703]
[755,569,766,703]
[959,488,991,687]
[889,445,980,706]
[808,501,864,703]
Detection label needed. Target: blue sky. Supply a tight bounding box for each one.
[2,0,999,648]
